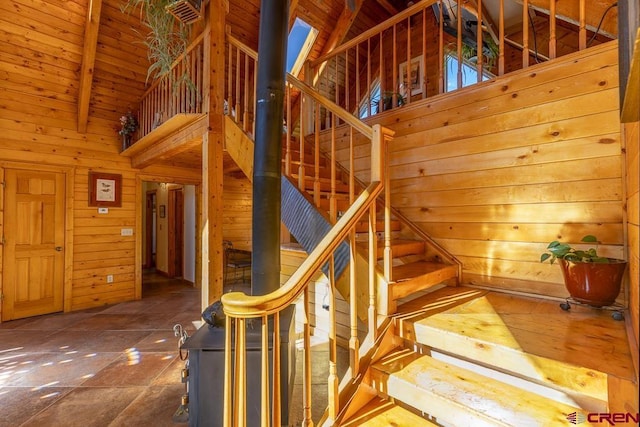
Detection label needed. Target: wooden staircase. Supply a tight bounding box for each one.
[222,105,624,427]
[334,285,637,426]
[224,115,460,318]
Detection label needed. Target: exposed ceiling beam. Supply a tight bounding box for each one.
[322,0,364,55]
[77,0,102,134]
[288,0,300,29]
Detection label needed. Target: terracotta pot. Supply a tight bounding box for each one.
[558,258,627,307]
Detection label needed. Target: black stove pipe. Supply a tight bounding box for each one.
[252,0,289,295]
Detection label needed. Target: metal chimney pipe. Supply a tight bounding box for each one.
[252,0,289,295]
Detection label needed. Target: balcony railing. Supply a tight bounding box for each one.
[308,0,613,118]
[137,33,206,139]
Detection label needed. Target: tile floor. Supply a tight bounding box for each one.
[0,273,342,427]
[0,274,200,427]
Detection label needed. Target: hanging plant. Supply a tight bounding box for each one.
[121,0,191,83]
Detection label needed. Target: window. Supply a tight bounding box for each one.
[358,80,381,119]
[286,18,318,76]
[445,53,492,92]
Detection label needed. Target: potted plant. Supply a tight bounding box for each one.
[118,111,139,151]
[381,90,405,112]
[540,235,627,308]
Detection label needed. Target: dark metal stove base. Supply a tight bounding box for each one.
[182,306,296,426]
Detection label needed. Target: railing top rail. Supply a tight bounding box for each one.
[228,33,258,60]
[309,0,438,68]
[221,181,383,318]
[225,33,375,139]
[141,32,206,99]
[286,73,374,139]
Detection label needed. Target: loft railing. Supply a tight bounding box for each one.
[308,0,611,118]
[224,34,395,426]
[137,33,206,139]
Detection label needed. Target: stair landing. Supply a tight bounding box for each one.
[392,286,637,415]
[395,286,635,381]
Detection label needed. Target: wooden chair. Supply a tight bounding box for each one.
[223,240,252,284]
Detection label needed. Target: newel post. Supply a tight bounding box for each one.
[371,125,395,281]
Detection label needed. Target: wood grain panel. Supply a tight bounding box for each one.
[325,42,624,298]
[624,121,640,354]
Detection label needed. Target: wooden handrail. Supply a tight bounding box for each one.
[221,181,383,318]
[286,73,373,139]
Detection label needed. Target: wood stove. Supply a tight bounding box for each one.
[181,306,296,426]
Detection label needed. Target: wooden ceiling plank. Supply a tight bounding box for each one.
[77,0,102,134]
[376,0,399,16]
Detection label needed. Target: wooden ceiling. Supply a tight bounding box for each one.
[2,0,618,176]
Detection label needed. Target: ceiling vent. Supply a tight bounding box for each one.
[166,0,203,25]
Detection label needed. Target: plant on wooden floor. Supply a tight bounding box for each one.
[540,235,627,308]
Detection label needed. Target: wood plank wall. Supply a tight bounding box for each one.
[223,176,252,250]
[282,247,366,344]
[0,0,202,314]
[625,121,639,352]
[321,41,624,299]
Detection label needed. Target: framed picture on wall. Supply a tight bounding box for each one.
[399,55,424,96]
[88,172,122,207]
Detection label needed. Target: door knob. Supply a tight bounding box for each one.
[55,246,63,251]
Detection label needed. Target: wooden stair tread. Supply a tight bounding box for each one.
[370,348,584,427]
[357,239,425,258]
[341,397,437,426]
[392,261,456,282]
[394,289,610,404]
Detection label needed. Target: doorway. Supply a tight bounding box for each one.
[141,181,196,285]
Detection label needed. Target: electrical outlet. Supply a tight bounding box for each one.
[106,275,113,283]
[121,228,133,236]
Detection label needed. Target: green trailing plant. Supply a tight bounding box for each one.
[381,90,405,110]
[121,0,191,83]
[540,235,612,264]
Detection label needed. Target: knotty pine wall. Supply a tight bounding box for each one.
[624,121,639,352]
[322,41,626,300]
[0,0,202,314]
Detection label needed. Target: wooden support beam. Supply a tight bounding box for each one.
[201,0,226,310]
[77,0,102,134]
[288,0,299,29]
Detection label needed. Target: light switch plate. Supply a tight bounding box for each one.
[98,207,108,214]
[121,228,134,236]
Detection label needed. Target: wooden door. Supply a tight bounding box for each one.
[144,191,156,269]
[2,169,65,321]
[168,188,184,278]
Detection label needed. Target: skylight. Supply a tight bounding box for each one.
[286,18,318,76]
